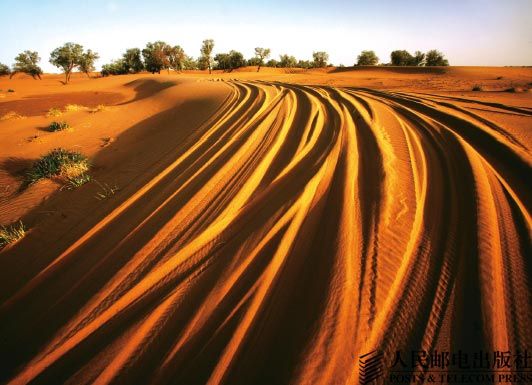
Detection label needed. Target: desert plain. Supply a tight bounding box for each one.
[0,66,531,384]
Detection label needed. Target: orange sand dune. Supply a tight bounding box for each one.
[0,69,531,385]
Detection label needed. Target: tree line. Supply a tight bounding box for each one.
[0,40,449,81]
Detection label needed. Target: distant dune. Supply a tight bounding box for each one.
[0,68,530,384]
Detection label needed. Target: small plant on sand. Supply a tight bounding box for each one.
[24,148,90,186]
[7,89,15,92]
[47,121,71,132]
[63,173,91,190]
[0,221,26,249]
[90,104,109,113]
[95,181,119,200]
[46,107,62,117]
[472,85,484,91]
[1,111,26,120]
[64,104,87,112]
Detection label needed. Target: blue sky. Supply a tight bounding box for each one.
[1,0,531,72]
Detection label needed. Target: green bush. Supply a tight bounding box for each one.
[357,50,379,66]
[25,148,90,186]
[47,121,70,132]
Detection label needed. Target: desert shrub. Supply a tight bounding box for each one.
[472,85,483,91]
[1,111,25,120]
[425,50,449,66]
[8,89,15,92]
[64,173,91,189]
[357,50,379,66]
[10,51,43,79]
[64,104,86,112]
[46,108,62,117]
[0,221,26,249]
[279,54,297,68]
[412,51,426,66]
[312,51,329,68]
[25,148,90,186]
[47,121,70,132]
[0,63,10,76]
[91,104,109,113]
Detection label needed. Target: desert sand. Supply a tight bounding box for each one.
[0,66,531,384]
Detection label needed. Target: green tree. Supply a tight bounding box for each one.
[297,59,312,69]
[0,63,10,76]
[357,50,379,66]
[183,56,198,70]
[122,48,144,73]
[78,49,99,78]
[425,50,449,66]
[142,41,170,74]
[254,47,271,72]
[49,43,85,83]
[390,50,414,66]
[200,39,215,74]
[279,54,297,68]
[412,51,425,66]
[10,50,43,79]
[215,51,245,72]
[266,59,279,68]
[166,45,186,72]
[312,51,329,68]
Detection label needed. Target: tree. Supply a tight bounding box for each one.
[142,41,170,74]
[183,56,198,70]
[10,50,43,79]
[0,63,10,76]
[101,59,128,76]
[254,47,271,72]
[200,39,215,74]
[266,59,279,68]
[312,51,329,68]
[78,49,99,78]
[297,59,312,69]
[214,51,245,72]
[279,54,297,68]
[166,45,186,72]
[214,53,231,71]
[390,50,414,66]
[357,50,379,66]
[49,43,85,83]
[425,50,449,66]
[122,48,144,73]
[412,51,425,66]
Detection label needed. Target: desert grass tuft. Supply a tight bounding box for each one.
[95,181,119,200]
[24,148,90,186]
[1,111,26,121]
[472,85,484,92]
[64,104,87,112]
[63,173,91,190]
[47,121,71,132]
[90,104,109,113]
[7,89,14,92]
[0,221,26,249]
[46,108,63,117]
